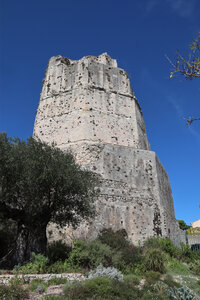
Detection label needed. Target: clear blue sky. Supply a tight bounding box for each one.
[0,0,200,226]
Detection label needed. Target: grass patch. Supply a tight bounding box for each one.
[167,256,190,275]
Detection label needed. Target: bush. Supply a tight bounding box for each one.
[143,248,166,273]
[47,259,75,273]
[144,271,161,284]
[180,244,196,262]
[68,240,115,269]
[143,237,179,259]
[124,273,140,285]
[47,240,72,264]
[143,236,162,250]
[167,257,189,274]
[29,278,47,293]
[0,279,29,299]
[98,228,129,250]
[189,260,200,275]
[98,228,142,271]
[63,277,141,299]
[84,277,115,297]
[88,264,124,281]
[152,280,169,294]
[63,277,115,299]
[63,276,169,299]
[159,238,177,257]
[15,253,49,274]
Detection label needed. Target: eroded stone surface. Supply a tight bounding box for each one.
[33,53,185,246]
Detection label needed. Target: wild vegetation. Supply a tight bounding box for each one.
[1,230,200,299]
[0,133,98,268]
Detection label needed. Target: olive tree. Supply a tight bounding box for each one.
[0,133,98,267]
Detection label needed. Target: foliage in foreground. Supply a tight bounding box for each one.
[12,231,200,276]
[2,232,200,299]
[63,276,170,300]
[0,132,98,267]
[0,277,29,300]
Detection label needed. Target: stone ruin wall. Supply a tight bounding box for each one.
[33,53,186,246]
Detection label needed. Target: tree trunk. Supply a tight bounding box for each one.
[10,222,47,267]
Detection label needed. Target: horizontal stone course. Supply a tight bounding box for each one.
[0,273,86,285]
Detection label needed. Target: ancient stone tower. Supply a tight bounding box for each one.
[33,53,185,245]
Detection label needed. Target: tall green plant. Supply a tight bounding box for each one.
[0,133,98,268]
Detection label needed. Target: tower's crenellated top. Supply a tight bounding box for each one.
[34,53,150,151]
[41,53,131,101]
[48,53,117,68]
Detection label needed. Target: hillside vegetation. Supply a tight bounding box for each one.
[1,229,200,299]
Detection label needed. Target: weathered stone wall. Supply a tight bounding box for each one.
[34,53,185,246]
[187,235,200,246]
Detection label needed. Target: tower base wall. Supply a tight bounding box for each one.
[47,142,185,246]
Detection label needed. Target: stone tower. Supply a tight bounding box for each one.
[33,53,185,245]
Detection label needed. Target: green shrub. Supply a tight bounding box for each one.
[152,280,169,294]
[143,248,166,273]
[68,240,114,269]
[98,228,142,271]
[143,237,180,259]
[63,277,141,299]
[159,238,177,257]
[47,259,75,273]
[98,228,129,250]
[167,256,189,274]
[0,280,29,299]
[63,276,170,299]
[84,277,115,297]
[180,244,196,262]
[144,270,161,284]
[29,278,47,293]
[16,253,49,274]
[189,260,200,275]
[124,273,140,285]
[143,236,162,249]
[9,276,25,285]
[132,261,147,276]
[47,240,72,264]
